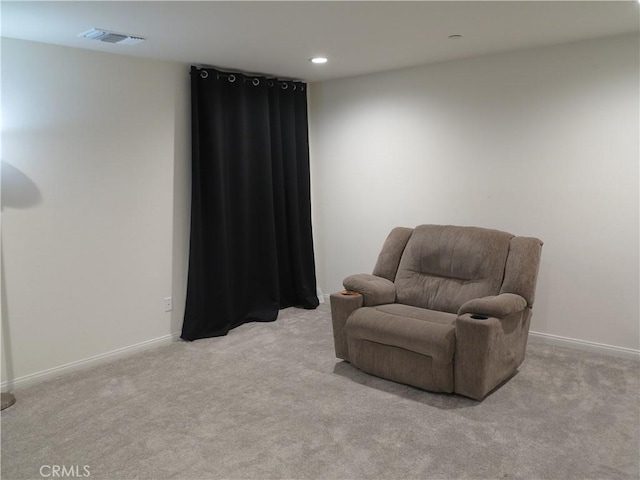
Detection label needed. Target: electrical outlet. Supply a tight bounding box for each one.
[164,297,173,312]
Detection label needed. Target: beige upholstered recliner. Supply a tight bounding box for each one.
[330,224,543,400]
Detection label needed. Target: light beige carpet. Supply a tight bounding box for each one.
[2,304,639,479]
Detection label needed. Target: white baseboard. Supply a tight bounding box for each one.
[528,330,639,361]
[4,319,636,394]
[1,332,181,392]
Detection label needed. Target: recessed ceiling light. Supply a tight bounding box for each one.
[310,57,328,64]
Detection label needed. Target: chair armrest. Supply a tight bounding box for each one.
[454,308,532,400]
[458,293,527,318]
[343,273,396,306]
[330,292,364,361]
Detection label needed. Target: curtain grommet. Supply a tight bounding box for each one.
[228,74,236,83]
[281,82,288,90]
[252,78,260,86]
[200,70,209,79]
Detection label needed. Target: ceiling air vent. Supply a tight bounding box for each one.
[78,28,145,46]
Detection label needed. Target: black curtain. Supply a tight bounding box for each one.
[181,67,319,341]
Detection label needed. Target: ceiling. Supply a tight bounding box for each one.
[2,1,639,82]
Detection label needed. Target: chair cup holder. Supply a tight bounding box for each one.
[470,314,489,320]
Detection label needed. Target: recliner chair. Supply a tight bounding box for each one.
[330,224,543,400]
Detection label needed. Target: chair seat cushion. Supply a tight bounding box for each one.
[346,304,456,363]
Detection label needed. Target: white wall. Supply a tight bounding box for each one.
[309,34,639,350]
[2,33,637,387]
[1,38,190,386]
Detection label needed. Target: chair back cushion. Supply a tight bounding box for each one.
[372,227,414,282]
[395,225,512,313]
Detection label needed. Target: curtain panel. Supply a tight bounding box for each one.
[181,67,319,341]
